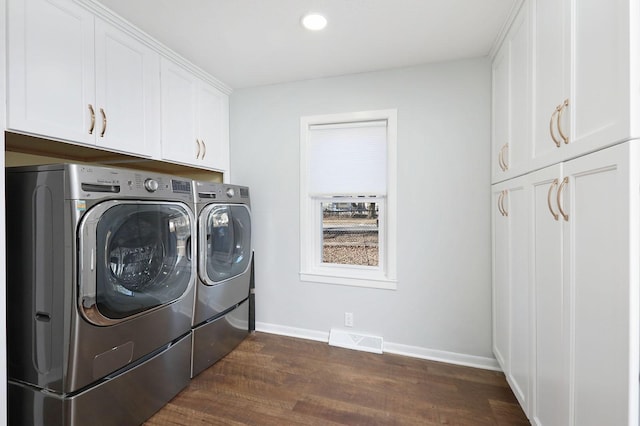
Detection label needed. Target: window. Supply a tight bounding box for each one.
[300,109,397,289]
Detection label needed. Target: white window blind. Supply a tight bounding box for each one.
[308,120,387,196]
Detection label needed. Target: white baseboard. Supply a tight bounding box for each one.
[256,321,329,342]
[255,322,501,371]
[383,342,501,371]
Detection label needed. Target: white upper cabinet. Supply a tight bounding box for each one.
[532,0,640,168]
[532,0,569,165]
[491,1,531,183]
[94,18,160,158]
[7,0,161,158]
[494,0,640,182]
[7,0,95,145]
[491,44,509,180]
[160,58,229,172]
[198,83,229,172]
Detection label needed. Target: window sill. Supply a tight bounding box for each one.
[299,271,397,290]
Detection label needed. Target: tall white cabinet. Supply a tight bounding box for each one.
[492,1,640,425]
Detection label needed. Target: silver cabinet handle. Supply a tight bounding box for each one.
[201,140,207,159]
[196,139,202,159]
[547,178,559,221]
[497,191,505,216]
[557,176,569,221]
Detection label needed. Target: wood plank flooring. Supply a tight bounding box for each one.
[144,332,529,425]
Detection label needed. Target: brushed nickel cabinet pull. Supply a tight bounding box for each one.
[557,99,569,144]
[498,191,505,216]
[547,178,559,221]
[550,106,561,147]
[196,139,201,159]
[100,108,107,137]
[201,140,207,159]
[88,104,95,134]
[557,176,569,221]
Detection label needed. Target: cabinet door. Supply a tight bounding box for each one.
[491,2,530,183]
[160,59,199,165]
[94,19,160,157]
[197,83,229,171]
[7,0,95,143]
[532,0,569,165]
[530,164,569,426]
[569,0,635,152]
[493,177,530,414]
[492,186,510,369]
[504,179,530,413]
[505,3,530,178]
[491,44,509,181]
[533,0,638,170]
[563,143,639,426]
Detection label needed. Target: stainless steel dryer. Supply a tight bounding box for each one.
[6,164,196,426]
[192,181,252,377]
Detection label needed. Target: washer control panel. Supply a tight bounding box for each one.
[69,164,193,202]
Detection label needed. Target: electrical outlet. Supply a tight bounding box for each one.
[344,312,354,327]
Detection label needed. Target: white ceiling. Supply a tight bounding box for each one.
[96,0,519,89]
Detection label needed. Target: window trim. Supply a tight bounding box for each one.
[300,109,397,290]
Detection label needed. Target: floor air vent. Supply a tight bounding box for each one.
[328,328,383,354]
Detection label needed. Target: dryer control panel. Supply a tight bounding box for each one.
[195,181,250,205]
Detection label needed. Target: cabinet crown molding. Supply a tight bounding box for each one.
[74,0,233,95]
[488,0,525,60]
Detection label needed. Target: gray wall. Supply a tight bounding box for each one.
[229,57,494,361]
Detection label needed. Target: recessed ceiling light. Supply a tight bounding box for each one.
[301,13,327,31]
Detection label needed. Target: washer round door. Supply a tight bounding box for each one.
[199,204,251,285]
[78,200,195,325]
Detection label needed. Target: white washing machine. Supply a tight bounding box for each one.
[191,181,252,377]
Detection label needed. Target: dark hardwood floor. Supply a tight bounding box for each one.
[144,332,529,425]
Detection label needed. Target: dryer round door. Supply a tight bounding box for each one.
[78,200,195,325]
[198,204,251,285]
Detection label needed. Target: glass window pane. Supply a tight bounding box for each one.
[321,201,379,266]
